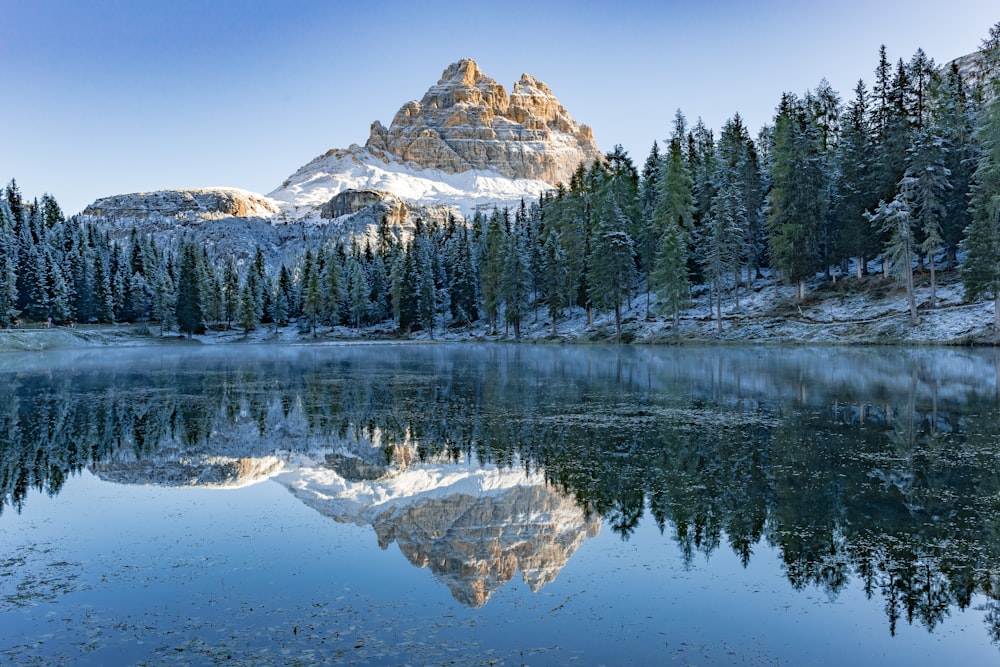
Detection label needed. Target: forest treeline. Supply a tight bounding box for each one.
[3,26,1000,339]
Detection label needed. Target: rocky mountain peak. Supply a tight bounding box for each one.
[364,58,600,185]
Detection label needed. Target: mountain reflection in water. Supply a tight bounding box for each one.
[1,344,999,641]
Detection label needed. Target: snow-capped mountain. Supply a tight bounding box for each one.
[91,435,600,608]
[83,59,600,229]
[268,58,601,219]
[266,146,555,220]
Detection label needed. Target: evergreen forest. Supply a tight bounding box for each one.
[3,27,1000,340]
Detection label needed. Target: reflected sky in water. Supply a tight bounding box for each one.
[1,343,999,665]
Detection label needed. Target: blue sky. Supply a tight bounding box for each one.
[2,0,996,214]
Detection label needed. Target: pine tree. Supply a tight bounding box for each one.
[91,249,114,324]
[301,251,321,336]
[963,23,1000,334]
[703,181,746,332]
[480,209,505,333]
[151,264,175,334]
[540,230,567,335]
[652,213,689,329]
[588,199,637,341]
[347,259,370,330]
[271,274,289,330]
[237,269,263,334]
[867,196,918,323]
[767,93,826,302]
[448,226,478,326]
[0,201,20,327]
[836,80,881,277]
[650,112,694,328]
[499,221,531,339]
[221,258,239,329]
[366,255,390,323]
[688,119,718,284]
[935,62,978,269]
[395,244,420,334]
[902,127,951,305]
[175,241,204,336]
[322,248,343,326]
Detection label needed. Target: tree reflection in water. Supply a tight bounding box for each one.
[0,344,998,641]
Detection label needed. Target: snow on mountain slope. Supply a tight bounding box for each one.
[268,145,553,219]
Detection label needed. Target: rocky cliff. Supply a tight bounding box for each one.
[365,59,601,184]
[267,58,601,217]
[83,187,280,220]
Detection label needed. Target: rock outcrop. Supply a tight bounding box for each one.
[268,58,601,217]
[365,59,601,185]
[370,485,601,608]
[83,187,279,220]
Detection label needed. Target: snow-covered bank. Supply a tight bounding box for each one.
[1,272,995,351]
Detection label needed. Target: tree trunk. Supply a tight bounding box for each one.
[614,301,622,342]
[856,256,863,280]
[929,261,937,309]
[905,264,918,324]
[994,293,999,338]
[883,257,890,279]
[716,285,723,334]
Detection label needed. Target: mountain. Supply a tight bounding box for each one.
[91,437,600,608]
[79,59,600,261]
[84,59,598,224]
[268,58,600,218]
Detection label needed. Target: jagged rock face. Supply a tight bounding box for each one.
[320,189,398,219]
[370,486,601,608]
[83,188,280,220]
[365,59,601,185]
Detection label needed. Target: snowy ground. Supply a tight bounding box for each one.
[0,270,995,352]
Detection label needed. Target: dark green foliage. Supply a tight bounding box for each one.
[963,25,1000,333]
[175,241,204,336]
[767,93,826,301]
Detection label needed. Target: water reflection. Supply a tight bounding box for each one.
[1,344,999,638]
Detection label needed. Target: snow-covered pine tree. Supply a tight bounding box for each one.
[479,209,505,334]
[703,181,746,332]
[650,112,693,328]
[902,127,951,306]
[448,225,477,326]
[767,93,825,302]
[836,80,880,278]
[540,230,567,335]
[499,219,531,339]
[588,199,637,342]
[934,62,977,269]
[963,22,1000,335]
[347,258,370,331]
[866,196,918,323]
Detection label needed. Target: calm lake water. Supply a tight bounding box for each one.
[1,343,999,666]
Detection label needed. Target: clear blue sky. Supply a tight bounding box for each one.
[2,0,996,214]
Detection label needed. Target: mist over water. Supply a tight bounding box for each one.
[1,343,999,665]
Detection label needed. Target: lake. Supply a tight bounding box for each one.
[1,343,999,666]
